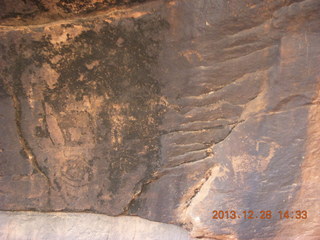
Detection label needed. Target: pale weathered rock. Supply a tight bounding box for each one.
[0,0,320,239]
[0,211,191,240]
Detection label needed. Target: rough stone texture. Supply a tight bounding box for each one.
[0,0,320,239]
[0,4,168,215]
[0,0,150,25]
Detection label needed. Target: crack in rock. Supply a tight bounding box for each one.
[176,118,246,233]
[118,171,163,215]
[8,84,53,192]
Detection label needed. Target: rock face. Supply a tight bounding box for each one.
[0,0,320,239]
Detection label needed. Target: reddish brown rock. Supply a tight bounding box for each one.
[0,0,320,239]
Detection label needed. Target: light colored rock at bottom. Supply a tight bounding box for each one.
[0,211,191,240]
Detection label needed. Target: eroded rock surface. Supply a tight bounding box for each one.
[0,0,320,239]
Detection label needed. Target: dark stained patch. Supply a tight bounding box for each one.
[0,14,169,214]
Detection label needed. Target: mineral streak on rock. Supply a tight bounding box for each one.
[0,0,320,240]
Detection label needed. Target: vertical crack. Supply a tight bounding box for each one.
[118,171,163,216]
[8,85,52,191]
[41,100,55,145]
[177,165,216,232]
[184,168,214,211]
[178,119,245,232]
